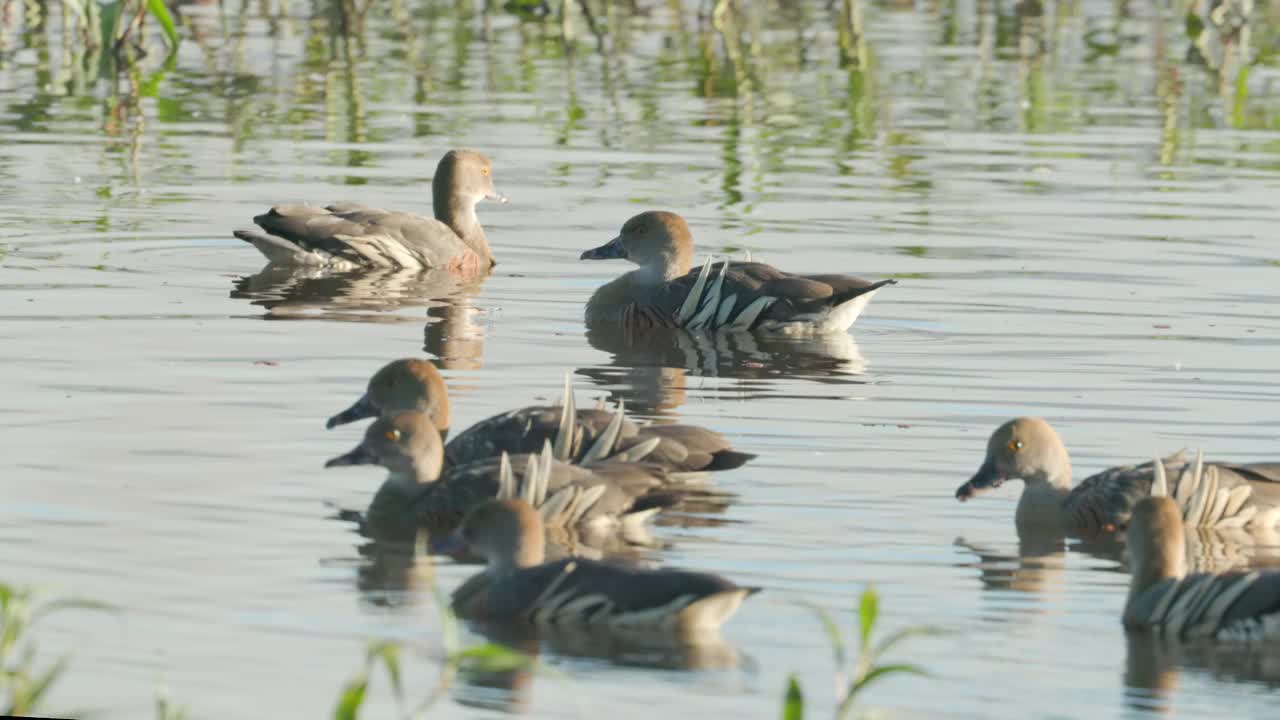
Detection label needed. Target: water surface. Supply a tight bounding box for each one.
[3,1,1280,718]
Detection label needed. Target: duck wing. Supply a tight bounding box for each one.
[651,261,893,332]
[235,203,470,269]
[488,558,757,632]
[443,406,644,467]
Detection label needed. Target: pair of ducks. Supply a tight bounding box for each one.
[235,149,896,334]
[963,417,1280,638]
[323,358,758,635]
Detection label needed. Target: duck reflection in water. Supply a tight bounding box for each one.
[954,524,1277,619]
[450,618,749,714]
[1125,630,1280,714]
[952,533,1119,608]
[580,323,868,417]
[446,618,749,714]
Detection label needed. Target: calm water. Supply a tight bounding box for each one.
[4,0,1280,718]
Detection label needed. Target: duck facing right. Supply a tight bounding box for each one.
[580,210,895,334]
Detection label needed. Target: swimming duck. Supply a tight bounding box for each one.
[956,417,1280,533]
[1123,466,1280,642]
[326,359,754,473]
[325,410,686,543]
[450,498,759,634]
[234,149,505,272]
[579,211,895,334]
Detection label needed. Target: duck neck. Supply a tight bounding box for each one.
[653,251,691,282]
[1014,463,1074,530]
[386,462,438,490]
[487,536,545,576]
[435,191,493,265]
[1124,553,1186,625]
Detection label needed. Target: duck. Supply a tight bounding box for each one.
[956,417,1280,534]
[325,409,692,544]
[1123,466,1280,642]
[579,211,895,334]
[450,498,759,634]
[325,358,754,473]
[234,149,505,272]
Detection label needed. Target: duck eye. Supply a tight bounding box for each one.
[481,166,490,176]
[385,429,402,441]
[1007,439,1023,452]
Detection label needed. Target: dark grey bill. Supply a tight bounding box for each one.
[324,444,377,468]
[326,393,376,429]
[955,457,1005,502]
[580,236,627,261]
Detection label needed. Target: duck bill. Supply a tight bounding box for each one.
[955,458,1006,501]
[580,236,627,261]
[325,443,377,468]
[326,393,377,429]
[485,190,509,204]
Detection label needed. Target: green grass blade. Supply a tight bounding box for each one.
[851,663,927,694]
[61,0,90,28]
[98,0,123,47]
[23,656,69,712]
[30,597,116,626]
[452,643,531,673]
[146,0,181,48]
[366,641,404,703]
[858,586,879,652]
[332,672,369,720]
[872,625,944,658]
[781,674,804,720]
[797,601,846,667]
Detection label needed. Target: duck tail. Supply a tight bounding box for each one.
[829,278,897,308]
[234,229,313,266]
[676,587,756,631]
[703,449,757,472]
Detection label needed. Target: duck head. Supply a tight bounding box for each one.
[435,149,506,209]
[581,211,695,281]
[325,411,445,486]
[956,417,1073,501]
[326,358,450,433]
[461,499,547,574]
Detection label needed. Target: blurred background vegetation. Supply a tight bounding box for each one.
[1,0,1277,187]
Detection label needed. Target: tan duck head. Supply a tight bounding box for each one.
[326,358,450,433]
[956,418,1076,530]
[461,498,547,575]
[325,411,444,487]
[580,211,694,282]
[433,149,507,219]
[957,417,1073,498]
